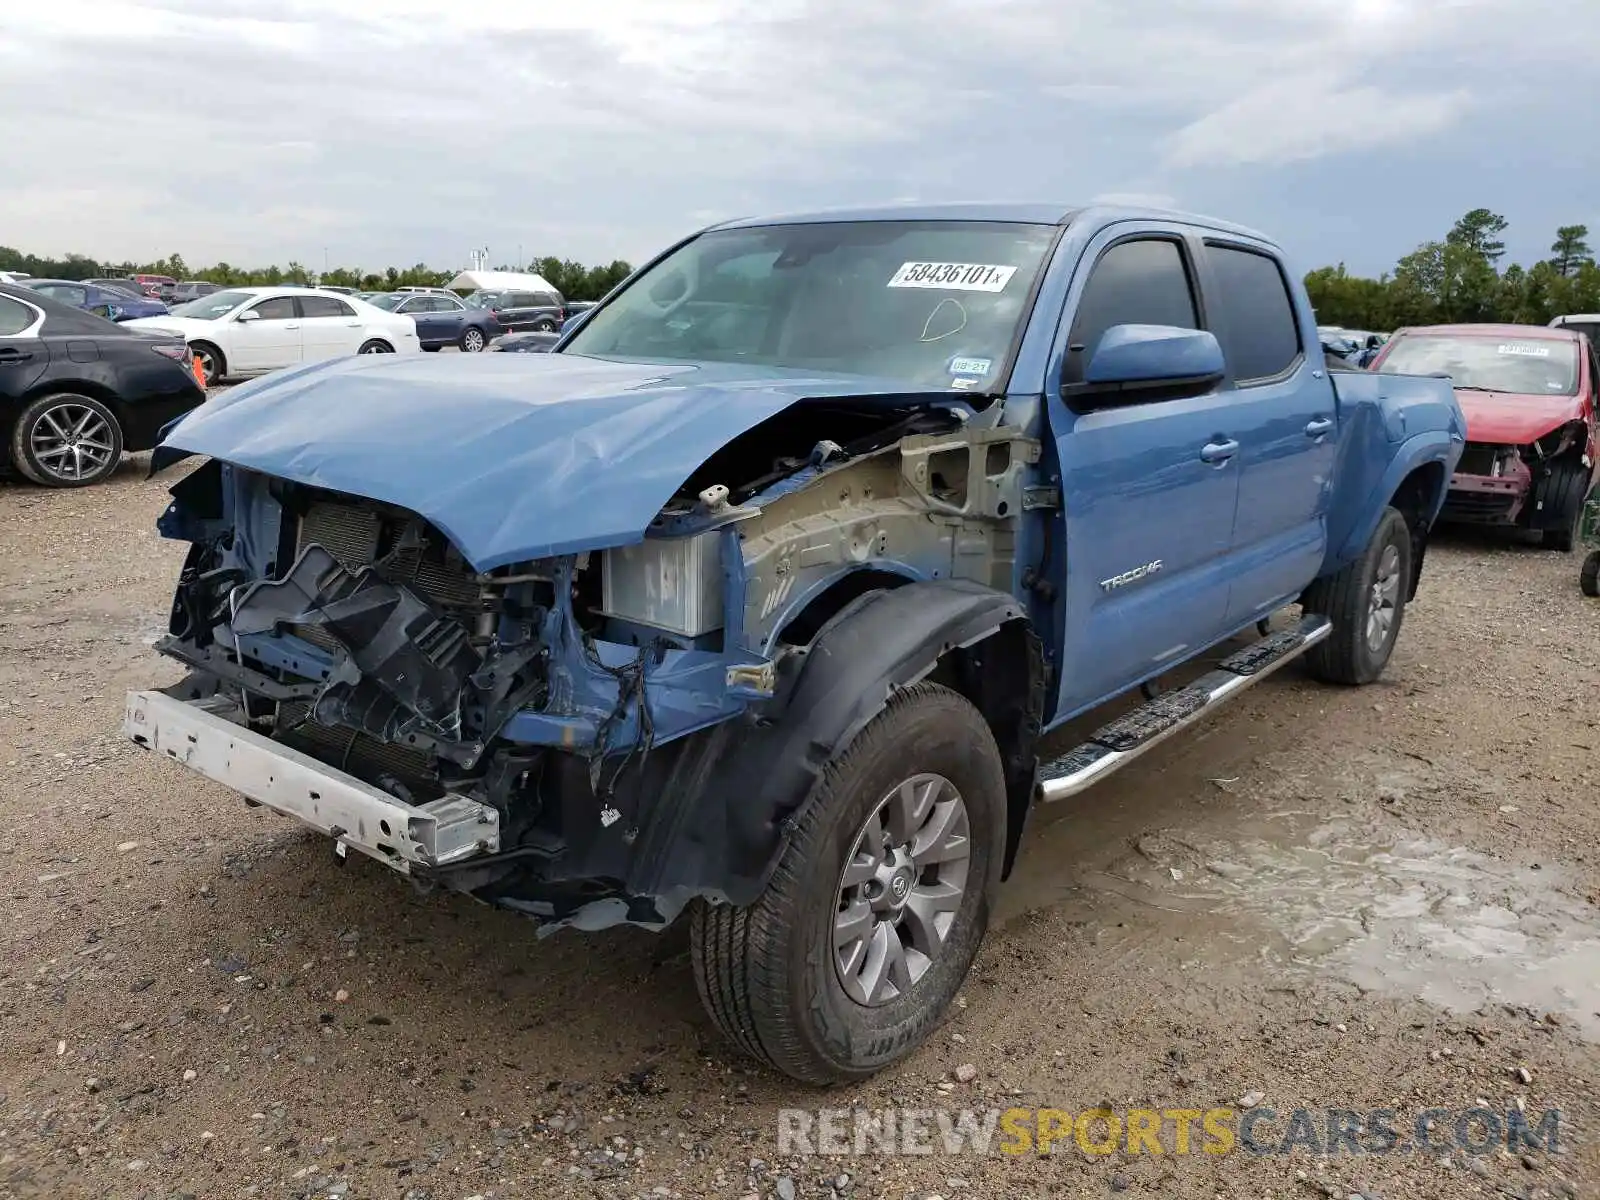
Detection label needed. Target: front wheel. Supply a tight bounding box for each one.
[1536,460,1590,551]
[1301,505,1412,686]
[690,682,1004,1084]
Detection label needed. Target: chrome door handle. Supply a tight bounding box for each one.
[1200,439,1239,464]
[284,323,301,330]
[1305,417,1334,438]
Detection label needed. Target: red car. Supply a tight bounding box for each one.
[1371,323,1599,549]
[132,273,178,303]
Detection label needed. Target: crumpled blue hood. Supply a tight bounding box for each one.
[158,352,935,570]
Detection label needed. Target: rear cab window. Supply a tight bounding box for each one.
[1201,242,1302,383]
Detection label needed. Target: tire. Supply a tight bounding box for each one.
[1301,505,1412,686]
[357,339,393,354]
[690,682,1005,1084]
[1581,550,1600,598]
[8,393,124,488]
[459,326,487,353]
[534,319,557,333]
[422,345,441,353]
[191,341,225,386]
[1535,460,1590,551]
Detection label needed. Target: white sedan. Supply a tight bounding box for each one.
[124,286,420,385]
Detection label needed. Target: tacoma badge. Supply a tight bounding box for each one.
[1099,560,1163,591]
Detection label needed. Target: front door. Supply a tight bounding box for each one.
[230,295,302,372]
[1048,231,1242,717]
[1197,239,1334,624]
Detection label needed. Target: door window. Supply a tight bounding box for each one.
[1066,238,1198,387]
[247,297,297,320]
[0,295,37,335]
[299,295,355,318]
[1203,243,1302,383]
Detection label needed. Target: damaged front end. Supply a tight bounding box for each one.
[134,390,1040,933]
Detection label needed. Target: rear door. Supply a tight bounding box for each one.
[297,294,363,360]
[229,295,302,371]
[1050,229,1242,714]
[0,293,49,398]
[1196,240,1334,625]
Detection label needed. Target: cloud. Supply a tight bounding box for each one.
[0,0,1589,276]
[1162,72,1472,169]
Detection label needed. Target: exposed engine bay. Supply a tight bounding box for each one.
[150,395,1039,928]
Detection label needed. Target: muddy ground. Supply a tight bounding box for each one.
[1,454,1597,1200]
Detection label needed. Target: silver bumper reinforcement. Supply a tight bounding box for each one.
[123,690,499,872]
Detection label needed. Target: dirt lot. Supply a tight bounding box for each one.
[1,455,1597,1200]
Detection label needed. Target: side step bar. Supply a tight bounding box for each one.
[1035,614,1332,802]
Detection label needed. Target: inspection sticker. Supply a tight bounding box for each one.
[949,356,993,376]
[1497,343,1552,357]
[888,262,1017,292]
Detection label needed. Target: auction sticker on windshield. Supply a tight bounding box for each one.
[1497,343,1552,356]
[888,262,1017,292]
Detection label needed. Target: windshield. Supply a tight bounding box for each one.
[169,291,255,319]
[1377,334,1579,395]
[366,294,405,311]
[564,220,1057,387]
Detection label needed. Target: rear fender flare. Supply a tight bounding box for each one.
[1333,430,1457,565]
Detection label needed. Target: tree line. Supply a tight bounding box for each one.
[1304,210,1595,331]
[4,210,1595,327]
[0,248,634,302]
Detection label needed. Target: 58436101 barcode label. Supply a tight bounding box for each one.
[887,262,1017,292]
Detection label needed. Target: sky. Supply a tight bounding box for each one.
[2,0,1595,279]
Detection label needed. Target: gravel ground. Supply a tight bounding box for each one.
[1,455,1597,1200]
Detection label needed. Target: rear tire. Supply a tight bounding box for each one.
[357,339,393,354]
[1581,550,1600,598]
[1301,505,1412,686]
[459,326,487,353]
[9,393,124,488]
[1536,460,1590,551]
[690,683,1004,1084]
[534,318,557,333]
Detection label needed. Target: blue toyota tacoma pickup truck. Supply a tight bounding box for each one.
[125,204,1464,1083]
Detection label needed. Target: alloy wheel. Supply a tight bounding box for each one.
[833,773,971,1007]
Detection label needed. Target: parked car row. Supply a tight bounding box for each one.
[126,288,422,385]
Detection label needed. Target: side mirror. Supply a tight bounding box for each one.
[1072,324,1225,401]
[236,309,260,322]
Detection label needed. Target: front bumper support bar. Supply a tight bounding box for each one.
[123,690,499,872]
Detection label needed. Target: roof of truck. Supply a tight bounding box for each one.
[706,202,1276,244]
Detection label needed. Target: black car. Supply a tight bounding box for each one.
[368,291,503,352]
[465,288,565,332]
[171,280,223,304]
[0,283,204,487]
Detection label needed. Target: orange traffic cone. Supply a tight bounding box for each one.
[191,352,207,391]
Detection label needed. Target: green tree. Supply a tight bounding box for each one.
[1549,225,1593,277]
[1392,240,1500,323]
[1445,208,1509,263]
